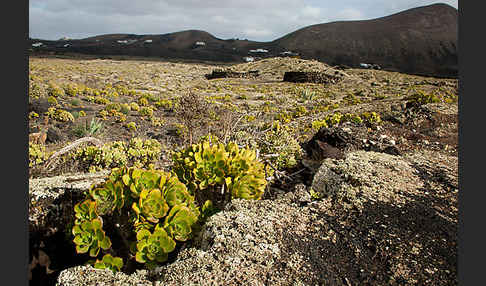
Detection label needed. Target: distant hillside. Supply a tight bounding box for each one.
[272,3,458,77]
[29,3,457,77]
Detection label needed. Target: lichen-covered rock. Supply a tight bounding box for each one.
[29,171,109,228]
[153,198,315,286]
[29,171,110,284]
[52,150,458,286]
[311,150,423,210]
[55,265,151,286]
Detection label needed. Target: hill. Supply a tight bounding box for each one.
[29,3,457,77]
[273,3,458,77]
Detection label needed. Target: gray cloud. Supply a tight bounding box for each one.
[29,0,458,41]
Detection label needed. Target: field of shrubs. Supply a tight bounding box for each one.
[28,55,459,284]
[28,55,458,179]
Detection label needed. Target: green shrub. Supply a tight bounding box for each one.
[130,102,140,112]
[29,111,39,120]
[139,106,154,117]
[73,118,104,137]
[406,90,457,105]
[311,111,381,130]
[45,107,75,122]
[104,103,122,113]
[259,128,303,170]
[125,122,137,131]
[172,138,268,210]
[120,103,131,115]
[64,84,80,97]
[138,97,149,106]
[361,111,382,125]
[155,99,174,111]
[72,138,162,171]
[94,96,110,105]
[29,142,52,167]
[29,82,43,99]
[47,83,65,97]
[72,167,200,270]
[70,98,82,107]
[47,96,58,105]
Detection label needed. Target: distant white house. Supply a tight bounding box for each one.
[249,48,268,53]
[32,42,43,47]
[279,51,299,57]
[117,39,137,44]
[195,41,206,46]
[63,43,71,47]
[243,56,255,62]
[144,39,153,43]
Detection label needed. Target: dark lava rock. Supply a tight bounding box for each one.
[29,98,52,115]
[46,126,65,143]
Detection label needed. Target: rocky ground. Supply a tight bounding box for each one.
[28,55,458,285]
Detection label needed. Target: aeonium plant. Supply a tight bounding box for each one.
[71,167,200,272]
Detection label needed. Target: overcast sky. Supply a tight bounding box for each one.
[29,0,458,42]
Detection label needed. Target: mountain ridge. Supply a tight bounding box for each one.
[29,3,458,77]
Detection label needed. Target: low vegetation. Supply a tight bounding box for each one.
[28,56,458,285]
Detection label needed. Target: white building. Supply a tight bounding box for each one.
[32,42,43,47]
[144,39,153,43]
[195,41,206,46]
[279,51,299,57]
[117,40,128,44]
[63,43,71,47]
[243,56,255,62]
[249,48,269,53]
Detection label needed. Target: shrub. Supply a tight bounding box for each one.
[155,99,174,111]
[361,111,382,125]
[139,106,154,118]
[259,128,304,170]
[175,93,210,145]
[311,111,381,130]
[97,110,109,120]
[172,138,268,210]
[29,82,43,99]
[150,116,164,127]
[29,111,39,120]
[130,102,140,112]
[29,142,52,167]
[70,98,82,107]
[406,90,456,105]
[138,97,149,106]
[94,96,110,105]
[104,103,122,113]
[47,95,58,106]
[73,118,104,137]
[72,167,200,271]
[45,107,75,122]
[299,89,316,101]
[72,138,162,171]
[47,83,65,97]
[125,122,137,131]
[64,84,80,97]
[120,103,131,115]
